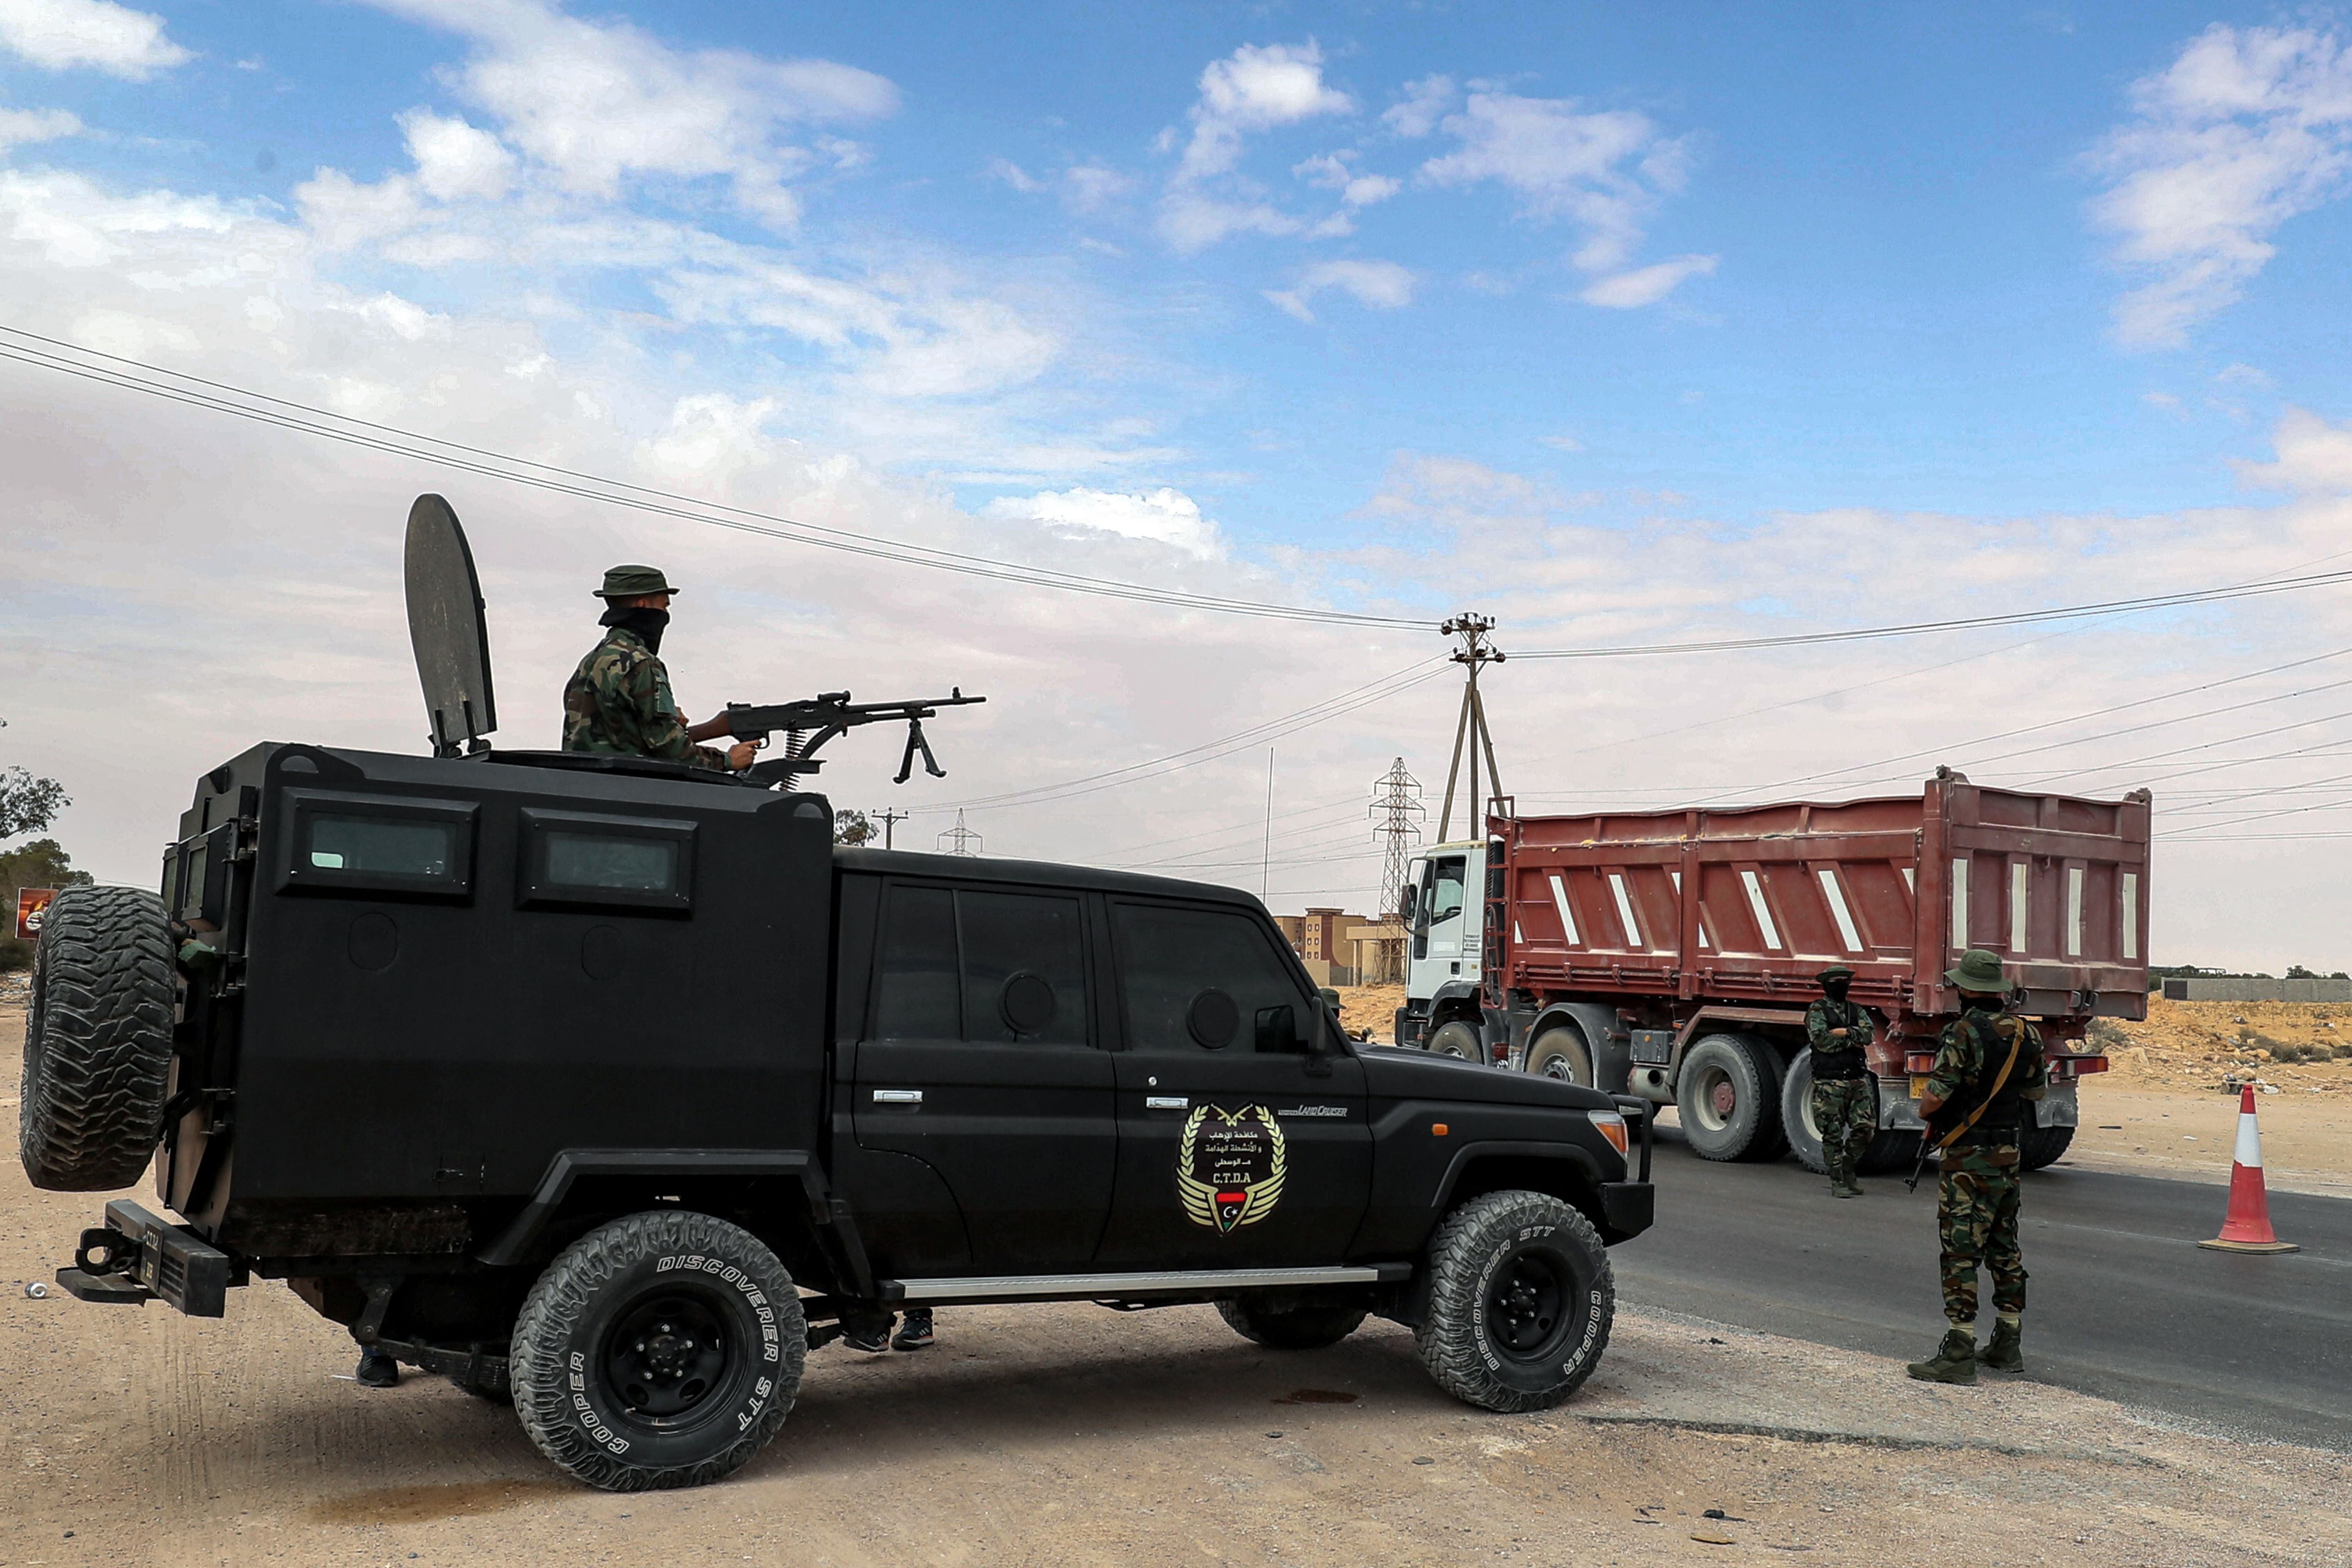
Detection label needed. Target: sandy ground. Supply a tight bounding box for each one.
[7,993,2352,1566]
[1334,987,2352,1193]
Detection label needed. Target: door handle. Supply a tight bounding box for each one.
[871,1089,924,1105]
[1144,1095,1189,1111]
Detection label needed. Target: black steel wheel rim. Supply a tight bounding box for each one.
[599,1289,741,1428]
[1484,1245,1576,1363]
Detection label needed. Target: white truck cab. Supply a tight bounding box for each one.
[1394,839,1494,1059]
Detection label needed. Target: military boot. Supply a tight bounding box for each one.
[1981,1319,2024,1374]
[1905,1328,1976,1385]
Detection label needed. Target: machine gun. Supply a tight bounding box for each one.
[725,689,985,787]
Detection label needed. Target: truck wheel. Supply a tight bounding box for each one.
[1523,1026,1593,1086]
[1214,1295,1366,1350]
[510,1211,806,1491]
[1779,1056,1828,1174]
[18,886,176,1192]
[1858,1127,1922,1175]
[1428,1021,1483,1061]
[1675,1034,1785,1163]
[2019,1123,2075,1171]
[1414,1190,1613,1414]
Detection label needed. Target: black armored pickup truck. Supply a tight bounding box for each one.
[21,742,1654,1491]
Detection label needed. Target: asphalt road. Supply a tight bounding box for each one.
[1612,1123,2352,1452]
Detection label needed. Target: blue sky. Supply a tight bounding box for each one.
[4,1,2352,964]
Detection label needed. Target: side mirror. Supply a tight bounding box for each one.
[1397,886,1416,922]
[1254,1004,1299,1055]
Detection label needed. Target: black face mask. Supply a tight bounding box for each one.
[600,604,670,655]
[1822,980,1851,1002]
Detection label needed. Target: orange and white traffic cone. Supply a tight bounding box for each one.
[2197,1084,2299,1254]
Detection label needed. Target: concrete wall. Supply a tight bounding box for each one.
[2161,978,2352,1002]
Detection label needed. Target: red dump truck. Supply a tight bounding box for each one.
[1393,773,2149,1173]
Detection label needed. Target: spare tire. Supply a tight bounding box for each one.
[18,885,176,1191]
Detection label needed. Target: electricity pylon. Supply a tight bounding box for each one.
[1433,612,1506,842]
[937,810,982,857]
[1368,758,1424,984]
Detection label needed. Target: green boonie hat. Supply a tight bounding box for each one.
[1815,964,1855,986]
[594,564,679,599]
[1945,948,2009,994]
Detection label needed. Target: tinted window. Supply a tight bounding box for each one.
[959,890,1087,1045]
[1115,904,1308,1054]
[546,831,677,892]
[876,886,960,1040]
[873,886,1090,1045]
[309,815,458,878]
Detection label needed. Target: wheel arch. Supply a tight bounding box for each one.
[1432,1142,1610,1238]
[1526,1002,1631,1089]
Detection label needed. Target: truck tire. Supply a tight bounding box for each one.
[1523,1025,1593,1086]
[1779,1054,1829,1174]
[1858,1127,1923,1175]
[1675,1034,1786,1163]
[510,1210,806,1491]
[1414,1190,1613,1414]
[2019,1123,2075,1171]
[1428,1021,1483,1061]
[18,885,176,1192]
[1214,1294,1366,1350]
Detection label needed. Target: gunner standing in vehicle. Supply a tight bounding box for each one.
[1906,948,2047,1385]
[1805,965,1877,1198]
[564,566,759,770]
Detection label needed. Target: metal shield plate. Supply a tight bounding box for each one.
[404,493,498,755]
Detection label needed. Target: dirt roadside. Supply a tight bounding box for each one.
[6,998,2349,1566]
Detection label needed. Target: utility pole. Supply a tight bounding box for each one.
[1368,758,1424,984]
[1434,612,1506,842]
[873,808,908,850]
[937,809,982,857]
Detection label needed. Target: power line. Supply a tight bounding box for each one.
[0,324,1430,631]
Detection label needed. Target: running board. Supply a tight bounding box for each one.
[881,1263,1410,1305]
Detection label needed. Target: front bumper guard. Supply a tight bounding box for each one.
[54,1199,232,1317]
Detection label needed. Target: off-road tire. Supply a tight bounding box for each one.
[1428,1021,1483,1062]
[1523,1025,1594,1086]
[510,1211,806,1491]
[1675,1033,1786,1163]
[18,885,175,1192]
[1215,1294,1367,1350]
[2019,1123,2075,1171]
[1413,1190,1613,1414]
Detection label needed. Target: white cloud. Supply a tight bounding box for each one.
[0,104,79,149]
[1417,90,1691,274]
[1537,433,1583,452]
[1158,41,1353,252]
[987,157,1044,194]
[361,0,898,228]
[2090,24,2352,348]
[983,485,1223,557]
[1383,75,1457,140]
[0,0,189,79]
[1577,252,1716,308]
[1294,152,1400,209]
[1061,162,1131,212]
[398,109,517,203]
[2233,408,2352,492]
[1264,257,1417,322]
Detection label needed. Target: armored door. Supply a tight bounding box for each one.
[852,881,1115,1274]
[1095,899,1368,1271]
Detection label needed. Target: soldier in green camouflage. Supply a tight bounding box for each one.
[1906,947,2047,1385]
[1805,964,1876,1199]
[563,566,759,771]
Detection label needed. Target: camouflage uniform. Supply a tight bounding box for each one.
[562,626,729,769]
[1804,994,1876,1190]
[1924,1003,2048,1323]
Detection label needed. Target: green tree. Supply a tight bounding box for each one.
[0,766,69,838]
[833,809,877,846]
[2,838,92,971]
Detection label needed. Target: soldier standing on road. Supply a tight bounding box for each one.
[563,566,759,771]
[1806,965,1877,1199]
[1906,947,2048,1385]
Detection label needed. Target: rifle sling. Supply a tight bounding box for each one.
[1933,1021,2023,1152]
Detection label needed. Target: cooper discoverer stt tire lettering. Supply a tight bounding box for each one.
[18,885,176,1192]
[508,1211,806,1491]
[1414,1190,1613,1413]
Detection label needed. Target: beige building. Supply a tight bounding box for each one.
[1274,907,1368,985]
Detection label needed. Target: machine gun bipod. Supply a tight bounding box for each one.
[725,688,985,786]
